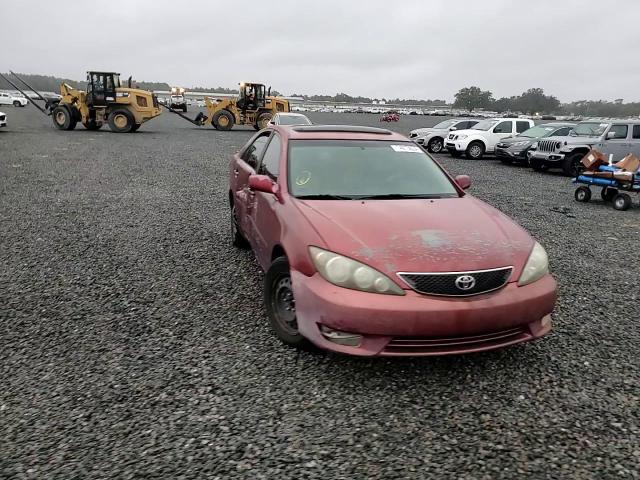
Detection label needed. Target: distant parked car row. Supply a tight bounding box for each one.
[411,117,640,176]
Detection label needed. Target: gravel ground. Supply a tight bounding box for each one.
[1,107,639,479]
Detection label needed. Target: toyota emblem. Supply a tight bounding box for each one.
[455,275,476,291]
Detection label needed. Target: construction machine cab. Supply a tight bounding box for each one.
[86,71,120,107]
[238,82,266,110]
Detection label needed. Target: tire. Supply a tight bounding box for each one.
[230,202,249,249]
[427,137,444,154]
[264,256,311,349]
[612,193,631,211]
[212,110,234,131]
[51,106,76,130]
[529,157,547,172]
[13,101,21,107]
[83,119,102,131]
[562,152,585,177]
[601,187,618,202]
[256,112,273,130]
[465,141,485,160]
[108,109,135,133]
[131,123,141,132]
[574,186,591,203]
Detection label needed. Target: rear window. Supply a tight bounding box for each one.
[287,140,459,199]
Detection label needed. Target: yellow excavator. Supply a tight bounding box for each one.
[1,71,161,133]
[166,82,290,130]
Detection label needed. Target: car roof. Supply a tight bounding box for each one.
[537,122,576,127]
[275,112,308,117]
[272,124,409,141]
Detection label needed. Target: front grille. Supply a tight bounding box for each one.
[383,326,530,355]
[398,267,512,296]
[538,140,558,152]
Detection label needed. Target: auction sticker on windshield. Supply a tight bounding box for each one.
[391,145,422,153]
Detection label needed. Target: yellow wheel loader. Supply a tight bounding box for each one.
[165,82,290,131]
[1,71,161,133]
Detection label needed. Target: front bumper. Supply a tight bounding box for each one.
[291,271,557,356]
[496,146,528,161]
[528,150,565,163]
[445,141,466,153]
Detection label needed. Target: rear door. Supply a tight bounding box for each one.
[231,131,271,239]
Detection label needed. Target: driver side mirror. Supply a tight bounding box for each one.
[249,174,279,195]
[606,131,617,139]
[449,126,457,131]
[454,175,471,190]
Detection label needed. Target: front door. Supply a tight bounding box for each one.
[88,73,116,106]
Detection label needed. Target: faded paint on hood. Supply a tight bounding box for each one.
[295,197,534,279]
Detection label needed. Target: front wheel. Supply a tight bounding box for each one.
[13,101,21,107]
[212,110,234,131]
[562,152,585,177]
[465,141,485,160]
[256,112,273,130]
[264,257,311,349]
[52,106,76,130]
[427,137,444,154]
[574,186,591,203]
[612,193,631,211]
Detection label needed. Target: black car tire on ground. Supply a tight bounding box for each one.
[601,187,618,202]
[530,157,547,172]
[108,109,135,133]
[255,112,273,130]
[574,186,591,203]
[264,256,312,349]
[52,106,76,131]
[230,203,249,249]
[212,110,234,131]
[466,141,485,160]
[562,152,585,177]
[13,100,21,107]
[427,137,444,154]
[612,193,632,211]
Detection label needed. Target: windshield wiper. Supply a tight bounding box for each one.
[353,193,447,200]
[296,194,356,200]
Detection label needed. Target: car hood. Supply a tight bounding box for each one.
[449,128,484,137]
[411,127,446,136]
[555,135,601,145]
[498,136,533,146]
[294,197,534,278]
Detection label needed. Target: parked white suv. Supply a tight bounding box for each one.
[0,92,29,107]
[409,118,479,153]
[445,118,534,159]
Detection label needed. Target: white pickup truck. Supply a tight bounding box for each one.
[0,92,28,107]
[445,118,534,159]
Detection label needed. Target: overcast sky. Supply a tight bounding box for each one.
[2,0,638,102]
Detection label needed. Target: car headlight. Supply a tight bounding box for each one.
[518,242,549,286]
[457,134,468,140]
[512,141,530,147]
[309,247,404,295]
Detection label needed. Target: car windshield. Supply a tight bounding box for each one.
[470,119,498,131]
[519,125,561,138]
[433,119,457,129]
[288,140,459,199]
[278,115,311,125]
[570,122,607,137]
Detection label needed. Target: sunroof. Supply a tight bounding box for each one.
[291,125,393,135]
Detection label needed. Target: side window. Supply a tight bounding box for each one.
[516,121,530,134]
[608,124,628,139]
[259,134,282,179]
[241,134,270,169]
[493,121,512,134]
[554,127,572,137]
[633,125,640,139]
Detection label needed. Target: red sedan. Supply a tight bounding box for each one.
[228,125,556,356]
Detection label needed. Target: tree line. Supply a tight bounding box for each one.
[453,85,640,117]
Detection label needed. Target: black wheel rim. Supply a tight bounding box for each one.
[272,276,298,335]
